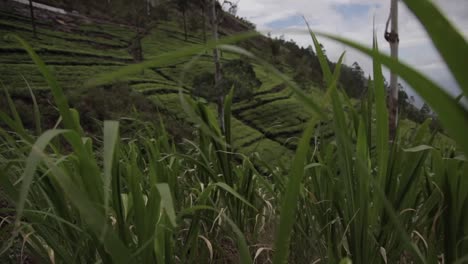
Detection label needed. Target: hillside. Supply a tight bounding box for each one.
[0,0,447,168]
[0,1,314,168]
[1,1,466,263]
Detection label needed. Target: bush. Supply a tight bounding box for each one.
[192,59,261,102]
[71,83,159,135]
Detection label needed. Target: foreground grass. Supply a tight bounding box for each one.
[1,0,468,263]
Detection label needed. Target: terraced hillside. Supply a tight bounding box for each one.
[1,1,450,170]
[0,2,318,168]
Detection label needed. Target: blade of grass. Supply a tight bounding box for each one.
[23,76,42,135]
[87,32,257,87]
[219,44,325,118]
[315,31,468,155]
[102,121,119,240]
[372,33,390,192]
[273,119,316,264]
[402,0,468,95]
[14,129,69,230]
[5,34,79,133]
[156,183,177,228]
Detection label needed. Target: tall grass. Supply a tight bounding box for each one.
[1,0,467,263]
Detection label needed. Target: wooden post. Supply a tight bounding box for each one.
[386,0,399,140]
[211,0,225,131]
[28,0,37,38]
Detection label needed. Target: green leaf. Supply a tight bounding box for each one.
[223,214,254,264]
[224,87,234,146]
[103,121,119,218]
[15,129,70,229]
[339,258,353,264]
[402,0,468,95]
[305,19,332,86]
[87,32,257,87]
[372,33,390,190]
[156,183,177,228]
[315,31,468,155]
[23,77,42,135]
[273,120,316,264]
[5,34,79,133]
[219,45,325,118]
[214,182,257,211]
[403,145,433,153]
[2,85,25,134]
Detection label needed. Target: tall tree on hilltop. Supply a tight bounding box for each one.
[123,0,160,62]
[28,0,37,38]
[207,0,239,130]
[129,0,147,62]
[420,103,431,117]
[385,0,400,140]
[177,0,189,41]
[210,0,224,130]
[222,0,238,16]
[268,34,281,60]
[195,0,208,43]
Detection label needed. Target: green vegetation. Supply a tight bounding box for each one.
[1,0,467,263]
[193,59,261,102]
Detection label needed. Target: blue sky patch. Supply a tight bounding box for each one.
[266,15,305,29]
[334,3,381,19]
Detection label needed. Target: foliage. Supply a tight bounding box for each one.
[192,59,261,102]
[1,0,468,263]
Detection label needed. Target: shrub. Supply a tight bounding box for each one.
[192,59,261,102]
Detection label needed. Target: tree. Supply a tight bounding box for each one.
[28,0,37,38]
[398,85,409,117]
[385,0,400,140]
[351,62,363,75]
[128,0,149,62]
[195,0,208,43]
[193,59,261,102]
[420,103,431,117]
[210,0,224,130]
[119,0,163,62]
[177,0,189,41]
[222,0,238,16]
[270,37,281,60]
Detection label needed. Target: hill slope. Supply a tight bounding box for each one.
[0,1,310,168]
[0,0,448,168]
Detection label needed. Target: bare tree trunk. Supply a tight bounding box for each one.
[386,0,399,140]
[202,6,207,43]
[210,0,224,131]
[182,10,188,41]
[28,0,37,38]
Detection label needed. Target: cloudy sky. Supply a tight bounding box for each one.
[236,0,468,106]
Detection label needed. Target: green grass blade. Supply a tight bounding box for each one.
[223,214,254,264]
[23,76,42,135]
[304,19,332,86]
[2,85,25,134]
[219,44,325,118]
[42,154,131,264]
[14,129,69,229]
[156,183,177,228]
[372,34,390,190]
[214,182,257,211]
[224,87,234,146]
[5,34,79,133]
[87,32,257,87]
[103,121,119,228]
[315,31,468,155]
[402,0,468,95]
[273,120,316,264]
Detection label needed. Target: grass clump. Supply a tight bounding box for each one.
[1,0,468,263]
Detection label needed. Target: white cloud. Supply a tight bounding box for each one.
[237,0,468,105]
